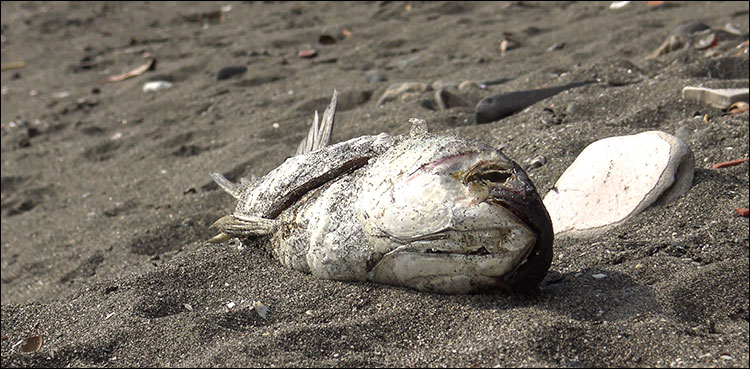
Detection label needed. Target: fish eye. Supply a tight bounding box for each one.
[463,162,513,184]
[472,171,511,184]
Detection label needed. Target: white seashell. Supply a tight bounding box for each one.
[543,131,694,236]
[142,81,173,93]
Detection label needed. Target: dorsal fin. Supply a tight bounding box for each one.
[210,172,244,200]
[296,90,338,155]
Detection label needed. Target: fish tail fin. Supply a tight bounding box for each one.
[208,213,278,242]
[296,90,338,155]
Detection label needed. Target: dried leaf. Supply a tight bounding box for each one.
[1,61,26,71]
[318,34,337,45]
[735,208,749,217]
[102,59,156,83]
[20,335,43,353]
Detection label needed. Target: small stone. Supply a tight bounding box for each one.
[524,155,547,170]
[435,88,472,110]
[376,82,430,106]
[143,81,173,92]
[547,42,565,51]
[682,87,749,110]
[217,66,247,80]
[672,20,710,37]
[458,81,480,91]
[19,336,43,353]
[431,80,458,90]
[298,49,317,58]
[318,34,336,45]
[395,55,420,68]
[543,131,694,235]
[724,23,743,36]
[253,301,268,319]
[364,71,387,83]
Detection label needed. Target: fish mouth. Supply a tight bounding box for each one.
[369,227,537,294]
[366,156,554,293]
[485,174,555,291]
[393,224,535,261]
[423,245,498,257]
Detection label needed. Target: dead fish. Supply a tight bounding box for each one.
[209,91,553,294]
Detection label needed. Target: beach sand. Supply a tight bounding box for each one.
[1,1,748,367]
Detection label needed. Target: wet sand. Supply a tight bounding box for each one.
[1,1,748,367]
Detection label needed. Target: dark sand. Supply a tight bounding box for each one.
[1,1,748,367]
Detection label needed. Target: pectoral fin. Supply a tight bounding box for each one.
[210,172,244,200]
[209,213,278,241]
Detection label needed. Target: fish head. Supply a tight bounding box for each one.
[359,135,553,294]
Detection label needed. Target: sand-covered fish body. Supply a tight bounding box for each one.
[210,91,553,294]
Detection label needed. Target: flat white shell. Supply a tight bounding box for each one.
[543,131,694,235]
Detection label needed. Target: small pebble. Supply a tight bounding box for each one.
[318,34,336,45]
[672,20,710,37]
[547,42,565,51]
[376,82,430,106]
[395,55,420,68]
[216,66,247,80]
[298,49,317,58]
[253,301,268,319]
[682,87,750,110]
[524,155,547,170]
[434,88,472,110]
[143,81,173,92]
[364,70,387,83]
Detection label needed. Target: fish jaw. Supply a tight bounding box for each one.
[368,221,537,294]
[359,136,554,293]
